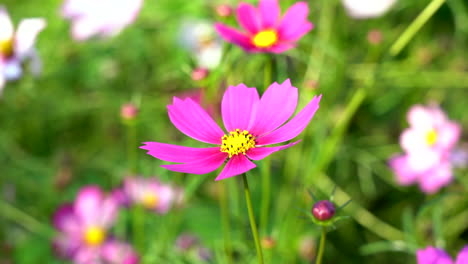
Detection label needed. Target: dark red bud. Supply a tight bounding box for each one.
[312,200,335,221]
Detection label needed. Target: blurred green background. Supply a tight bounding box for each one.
[0,0,467,263]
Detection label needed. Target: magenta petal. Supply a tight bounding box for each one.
[214,23,256,51]
[257,95,321,145]
[161,151,228,175]
[221,83,259,132]
[74,186,103,226]
[247,140,300,160]
[215,155,256,181]
[416,246,453,264]
[168,97,224,144]
[53,203,78,233]
[280,22,313,42]
[278,2,310,40]
[250,79,297,136]
[436,122,461,151]
[236,2,260,34]
[268,43,296,53]
[140,142,220,163]
[259,0,280,28]
[388,155,418,186]
[456,246,468,264]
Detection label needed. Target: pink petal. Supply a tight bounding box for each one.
[419,161,453,194]
[98,197,118,228]
[456,246,468,264]
[161,151,228,175]
[407,105,445,129]
[168,97,225,144]
[280,22,313,42]
[71,17,101,41]
[268,43,296,53]
[436,122,461,151]
[277,2,310,40]
[236,2,260,34]
[416,246,453,264]
[388,155,418,186]
[14,18,46,58]
[257,95,321,145]
[250,79,298,136]
[214,23,256,51]
[101,240,139,264]
[155,185,175,214]
[140,142,220,163]
[221,83,259,132]
[399,128,429,154]
[0,7,13,41]
[215,155,256,181]
[74,185,103,226]
[259,0,280,28]
[53,203,80,234]
[247,140,300,160]
[406,150,440,173]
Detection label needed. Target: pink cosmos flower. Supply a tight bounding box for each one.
[214,0,313,53]
[123,176,183,214]
[417,246,468,264]
[140,79,322,181]
[61,0,143,41]
[53,186,119,264]
[389,105,461,194]
[0,6,45,95]
[400,105,461,171]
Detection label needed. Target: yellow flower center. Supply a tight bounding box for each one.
[0,38,14,57]
[84,226,106,246]
[426,129,438,146]
[142,193,159,209]
[252,30,278,48]
[221,129,256,158]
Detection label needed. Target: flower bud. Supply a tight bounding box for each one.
[191,67,209,81]
[367,29,382,45]
[312,200,335,221]
[261,236,276,249]
[120,103,138,120]
[215,4,233,17]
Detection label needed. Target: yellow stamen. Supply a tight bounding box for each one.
[84,226,105,246]
[220,129,256,158]
[252,30,278,48]
[0,38,14,57]
[426,130,437,146]
[142,193,159,209]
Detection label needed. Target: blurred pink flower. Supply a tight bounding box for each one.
[53,186,120,263]
[389,154,452,194]
[342,0,396,19]
[101,240,139,264]
[214,0,313,53]
[390,105,461,194]
[417,245,468,264]
[141,79,321,181]
[123,176,183,214]
[61,0,143,41]
[0,6,45,95]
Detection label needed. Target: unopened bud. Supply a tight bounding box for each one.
[312,200,335,221]
[191,68,209,81]
[120,103,138,120]
[261,237,276,249]
[215,4,233,17]
[367,29,382,45]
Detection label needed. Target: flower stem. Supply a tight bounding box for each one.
[220,180,233,264]
[390,0,446,56]
[315,228,327,264]
[241,173,264,264]
[126,121,138,175]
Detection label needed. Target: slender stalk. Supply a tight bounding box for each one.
[126,121,138,175]
[241,173,264,264]
[220,181,233,264]
[315,228,327,264]
[390,0,446,56]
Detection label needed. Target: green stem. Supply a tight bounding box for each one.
[220,181,233,264]
[132,206,145,251]
[390,0,446,56]
[126,122,138,175]
[242,173,264,264]
[315,228,327,264]
[0,199,54,239]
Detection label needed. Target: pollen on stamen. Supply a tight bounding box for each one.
[220,129,256,158]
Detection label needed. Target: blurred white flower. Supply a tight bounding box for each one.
[179,19,223,69]
[0,6,46,95]
[342,0,396,19]
[62,0,143,41]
